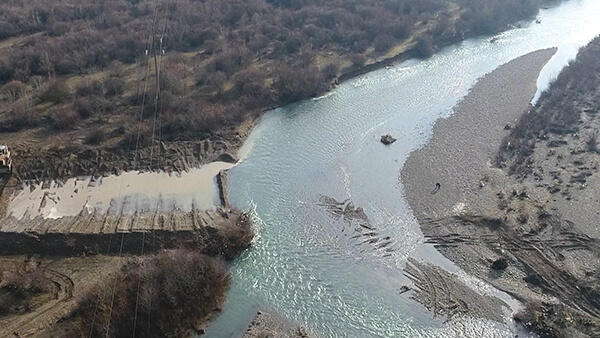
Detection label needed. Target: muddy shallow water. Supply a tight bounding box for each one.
[205,2,600,337]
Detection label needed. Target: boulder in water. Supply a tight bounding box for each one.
[381,134,397,145]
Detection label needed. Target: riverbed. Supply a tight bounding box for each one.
[206,1,600,337]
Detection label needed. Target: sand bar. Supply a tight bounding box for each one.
[402,48,557,222]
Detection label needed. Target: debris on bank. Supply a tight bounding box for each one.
[243,311,312,338]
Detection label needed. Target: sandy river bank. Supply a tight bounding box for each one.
[401,49,560,323]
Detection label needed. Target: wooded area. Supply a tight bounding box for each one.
[0,0,558,176]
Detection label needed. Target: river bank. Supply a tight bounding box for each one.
[2,0,564,183]
[242,311,312,338]
[401,46,600,336]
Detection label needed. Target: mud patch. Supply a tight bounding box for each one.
[7,162,233,220]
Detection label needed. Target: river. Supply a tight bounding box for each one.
[205,1,600,337]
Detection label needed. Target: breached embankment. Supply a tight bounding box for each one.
[401,49,557,319]
[0,208,249,258]
[0,163,250,258]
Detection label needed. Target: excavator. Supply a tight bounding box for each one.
[0,145,12,174]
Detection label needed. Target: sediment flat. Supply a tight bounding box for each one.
[402,48,557,222]
[400,49,558,313]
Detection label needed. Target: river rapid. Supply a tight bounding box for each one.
[205,2,600,337]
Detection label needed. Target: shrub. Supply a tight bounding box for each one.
[212,47,251,76]
[0,260,53,316]
[414,33,436,57]
[0,110,41,132]
[203,39,220,54]
[49,106,80,130]
[74,98,94,119]
[0,59,13,83]
[349,53,367,67]
[75,80,104,97]
[273,63,326,104]
[234,68,270,103]
[54,57,80,75]
[374,34,396,53]
[321,63,338,81]
[84,127,106,145]
[159,66,186,96]
[56,250,230,338]
[196,70,227,93]
[104,77,125,97]
[40,81,70,103]
[1,80,29,101]
[205,212,254,259]
[3,262,46,289]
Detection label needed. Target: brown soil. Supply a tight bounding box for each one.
[0,255,120,338]
[0,164,253,337]
[9,114,258,182]
[0,211,252,337]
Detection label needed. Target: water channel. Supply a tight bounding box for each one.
[206,2,600,336]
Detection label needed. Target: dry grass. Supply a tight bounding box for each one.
[497,35,600,177]
[0,259,54,317]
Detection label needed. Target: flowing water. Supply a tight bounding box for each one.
[206,2,600,337]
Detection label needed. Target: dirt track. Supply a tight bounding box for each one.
[0,256,120,338]
[401,49,558,318]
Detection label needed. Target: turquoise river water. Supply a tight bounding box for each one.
[205,2,600,337]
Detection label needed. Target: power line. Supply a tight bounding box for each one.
[87,231,114,338]
[102,0,163,336]
[133,0,171,338]
[150,0,171,170]
[104,232,125,338]
[131,231,146,336]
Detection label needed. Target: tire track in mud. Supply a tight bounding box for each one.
[0,204,245,256]
[404,258,508,323]
[424,214,600,323]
